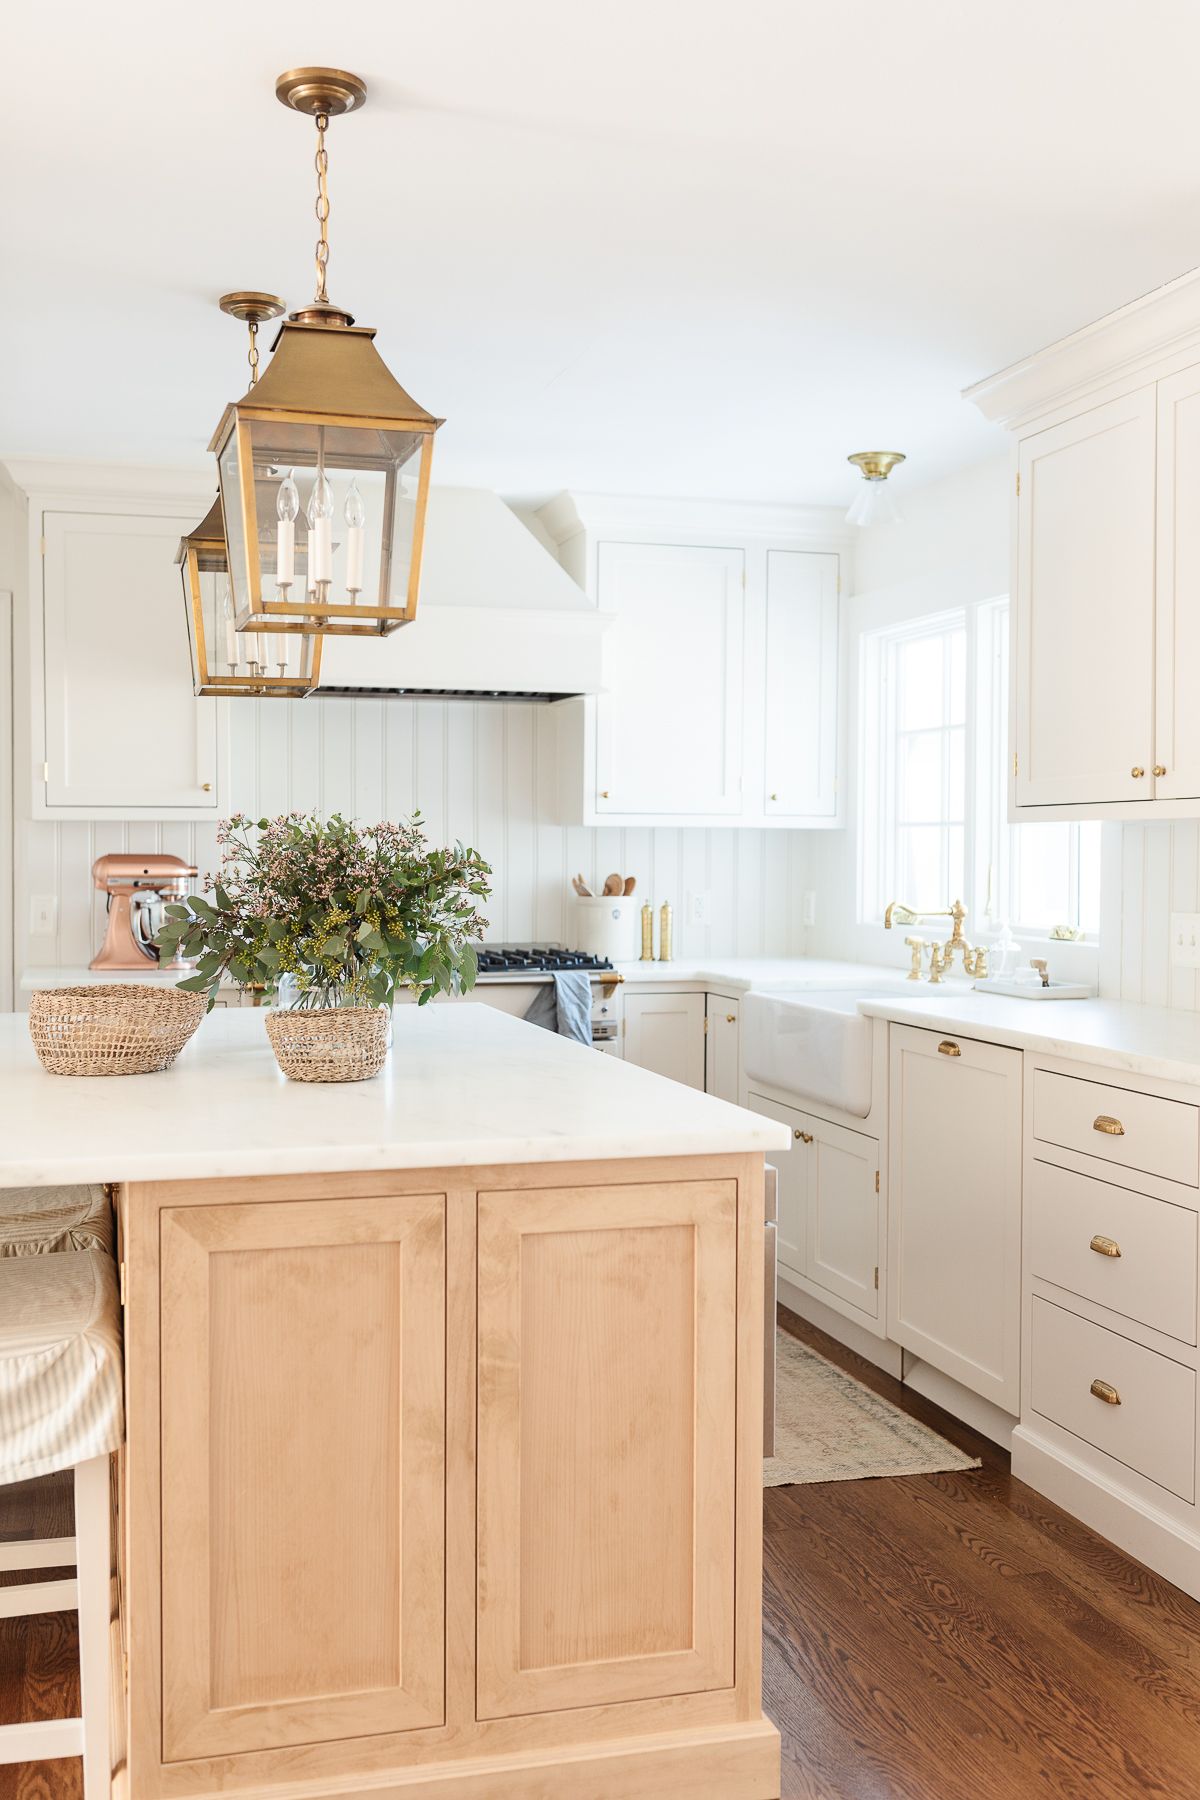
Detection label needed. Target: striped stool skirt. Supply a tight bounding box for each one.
[0,1224,125,1796]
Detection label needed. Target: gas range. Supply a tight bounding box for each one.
[474,944,618,981]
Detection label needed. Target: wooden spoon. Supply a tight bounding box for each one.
[623,876,636,896]
[602,873,624,897]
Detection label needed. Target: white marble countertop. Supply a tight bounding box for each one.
[857,989,1200,1088]
[611,956,906,992]
[0,1003,789,1188]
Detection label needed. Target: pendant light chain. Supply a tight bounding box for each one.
[314,111,331,304]
[246,319,260,385]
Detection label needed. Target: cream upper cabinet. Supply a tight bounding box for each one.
[763,550,839,819]
[593,541,745,817]
[36,506,227,819]
[1155,364,1200,801]
[1014,389,1156,809]
[888,1024,1022,1413]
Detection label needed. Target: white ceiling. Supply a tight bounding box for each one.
[8,0,1200,507]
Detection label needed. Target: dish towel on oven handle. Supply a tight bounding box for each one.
[523,970,593,1044]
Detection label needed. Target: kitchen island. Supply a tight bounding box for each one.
[0,1004,787,1800]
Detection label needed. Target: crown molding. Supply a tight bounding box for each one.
[2,457,215,510]
[964,264,1200,431]
[537,489,854,549]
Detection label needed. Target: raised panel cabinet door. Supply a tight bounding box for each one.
[159,1193,446,1761]
[763,550,839,818]
[594,541,745,816]
[1156,363,1200,800]
[704,995,741,1103]
[805,1113,881,1320]
[888,1025,1022,1413]
[624,990,706,1089]
[745,1093,807,1277]
[1014,388,1156,808]
[476,1179,738,1717]
[41,510,221,812]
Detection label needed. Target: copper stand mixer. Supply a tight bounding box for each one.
[89,854,199,972]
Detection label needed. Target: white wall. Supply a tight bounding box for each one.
[17,701,810,975]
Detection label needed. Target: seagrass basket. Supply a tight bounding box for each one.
[28,984,206,1077]
[265,1005,389,1083]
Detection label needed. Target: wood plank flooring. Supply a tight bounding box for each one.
[3,1310,1200,1798]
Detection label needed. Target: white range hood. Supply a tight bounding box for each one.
[315,487,609,699]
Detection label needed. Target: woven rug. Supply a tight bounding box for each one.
[765,1331,982,1487]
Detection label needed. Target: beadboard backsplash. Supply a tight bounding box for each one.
[1099,821,1200,1010]
[18,697,810,974]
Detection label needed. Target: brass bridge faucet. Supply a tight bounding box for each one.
[884,898,988,981]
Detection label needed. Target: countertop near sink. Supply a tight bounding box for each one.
[857,990,1200,1089]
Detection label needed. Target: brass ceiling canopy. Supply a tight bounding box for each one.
[275,66,368,117]
[208,66,442,641]
[847,452,906,482]
[218,291,286,325]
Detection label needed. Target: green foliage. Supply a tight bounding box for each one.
[155,811,491,1013]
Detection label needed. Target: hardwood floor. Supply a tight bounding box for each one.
[3,1312,1200,1798]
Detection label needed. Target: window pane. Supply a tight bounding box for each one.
[897,825,945,910]
[1013,822,1073,930]
[1078,825,1102,934]
[899,731,944,822]
[949,630,966,724]
[947,823,966,906]
[948,725,965,820]
[897,635,944,730]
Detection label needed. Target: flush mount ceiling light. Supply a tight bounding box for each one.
[845,451,906,527]
[179,293,322,698]
[208,67,443,642]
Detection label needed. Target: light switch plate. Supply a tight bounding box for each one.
[1170,912,1200,968]
[801,890,817,927]
[30,895,57,937]
[687,891,711,926]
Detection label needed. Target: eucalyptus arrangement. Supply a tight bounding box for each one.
[156,811,491,1012]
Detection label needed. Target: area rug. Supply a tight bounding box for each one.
[764,1331,982,1487]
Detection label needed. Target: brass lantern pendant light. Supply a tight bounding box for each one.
[179,293,323,697]
[209,68,443,642]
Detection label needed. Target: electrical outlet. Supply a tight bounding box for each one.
[687,891,711,926]
[1171,912,1200,968]
[30,895,57,937]
[801,890,817,927]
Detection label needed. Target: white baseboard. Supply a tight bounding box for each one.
[901,1358,1016,1452]
[1012,1426,1200,1603]
[778,1275,903,1377]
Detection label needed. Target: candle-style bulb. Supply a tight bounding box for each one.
[344,479,365,529]
[307,472,334,592]
[344,478,366,595]
[277,469,299,523]
[307,472,333,525]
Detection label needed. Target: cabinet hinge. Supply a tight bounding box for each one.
[874,1265,880,1290]
[119,1261,127,1308]
[41,761,49,783]
[875,1170,880,1193]
[703,1016,709,1034]
[39,534,46,557]
[1013,751,1018,778]
[1015,472,1021,498]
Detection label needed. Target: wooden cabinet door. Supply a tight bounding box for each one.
[1156,363,1200,800]
[594,541,744,816]
[41,510,222,815]
[763,550,839,819]
[476,1179,737,1717]
[159,1193,445,1761]
[624,990,706,1088]
[805,1114,881,1321]
[705,995,741,1103]
[1014,390,1156,809]
[888,1025,1022,1412]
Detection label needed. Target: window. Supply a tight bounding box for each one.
[859,600,1100,938]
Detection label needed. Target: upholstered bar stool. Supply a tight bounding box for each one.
[0,1247,125,1796]
[0,1183,115,1259]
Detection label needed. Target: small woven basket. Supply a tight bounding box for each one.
[265,1005,389,1083]
[28,984,206,1077]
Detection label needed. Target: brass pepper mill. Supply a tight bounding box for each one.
[658,901,673,963]
[640,901,655,961]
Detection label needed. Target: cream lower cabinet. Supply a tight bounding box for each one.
[705,995,741,1103]
[624,990,706,1089]
[888,1024,1022,1414]
[748,1092,881,1329]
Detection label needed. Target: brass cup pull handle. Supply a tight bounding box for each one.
[937,1040,961,1057]
[1093,1115,1125,1137]
[1131,766,1145,779]
[794,1129,814,1144]
[1090,1378,1121,1406]
[1090,1234,1122,1258]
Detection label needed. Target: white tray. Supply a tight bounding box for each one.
[974,978,1093,1000]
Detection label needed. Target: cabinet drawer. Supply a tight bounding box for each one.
[1030,1298,1196,1501]
[1033,1070,1199,1187]
[1030,1162,1198,1344]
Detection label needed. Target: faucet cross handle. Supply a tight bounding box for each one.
[903,936,926,982]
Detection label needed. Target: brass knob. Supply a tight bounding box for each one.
[600,789,610,799]
[201,782,212,792]
[794,1129,813,1143]
[1093,1115,1125,1137]
[1090,1378,1121,1406]
[1090,1234,1121,1258]
[726,1013,737,1023]
[1154,764,1167,777]
[770,792,778,801]
[937,1040,961,1057]
[1131,766,1145,779]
